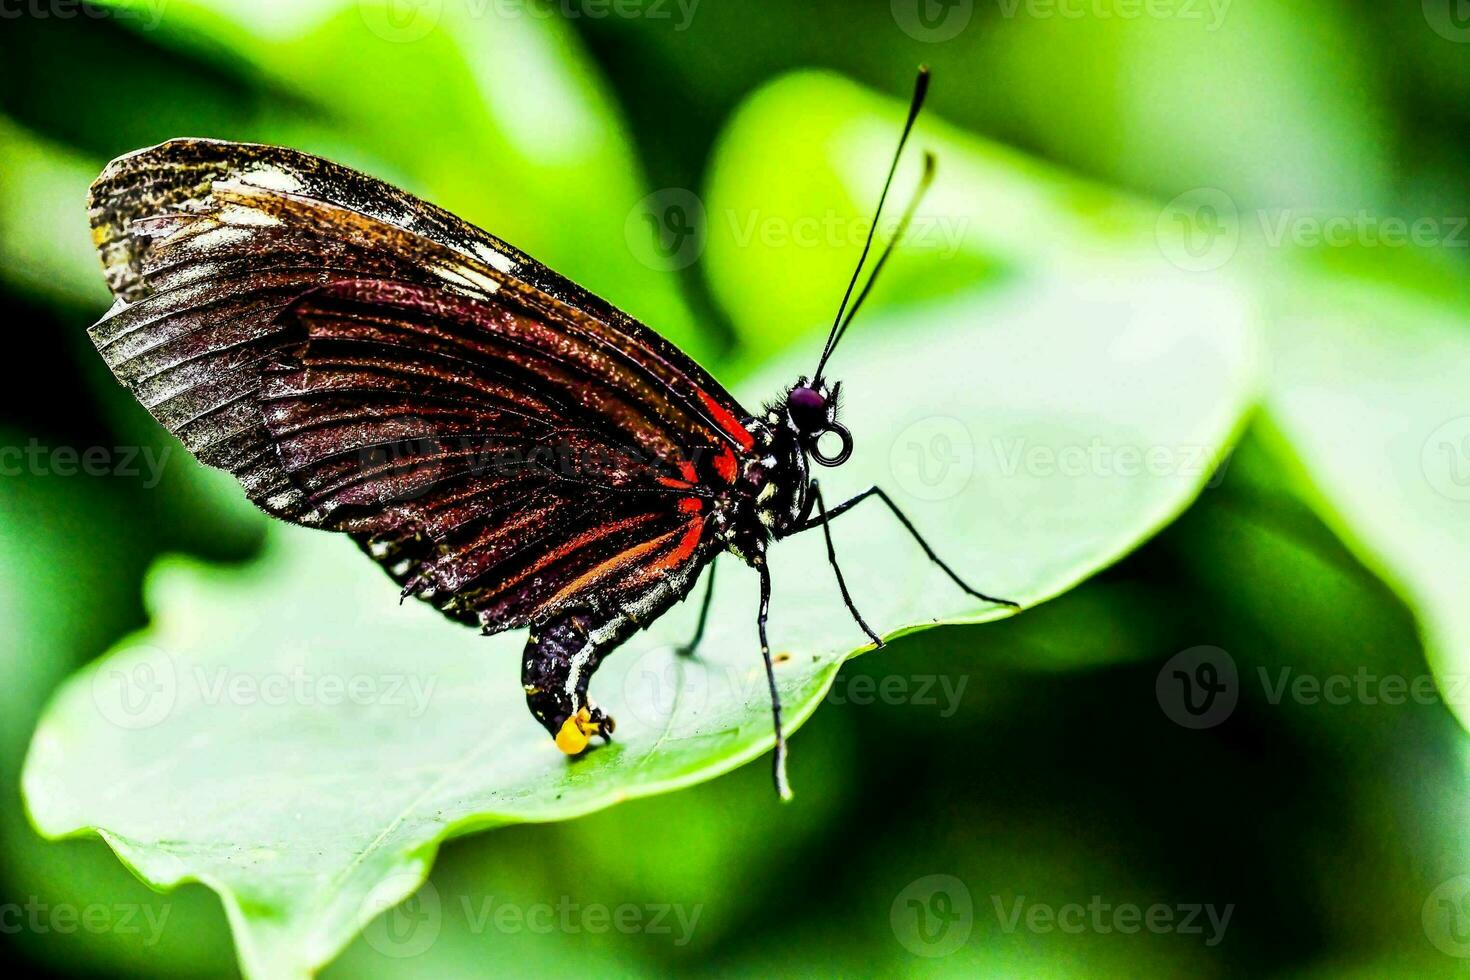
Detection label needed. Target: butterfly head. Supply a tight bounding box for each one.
[785,377,852,467]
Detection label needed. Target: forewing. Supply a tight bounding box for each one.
[87,139,747,630]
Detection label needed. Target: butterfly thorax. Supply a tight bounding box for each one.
[705,407,812,568]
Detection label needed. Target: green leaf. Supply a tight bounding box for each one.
[0,446,238,976]
[1257,268,1470,730]
[0,117,106,308]
[702,70,1156,358]
[24,253,1256,975]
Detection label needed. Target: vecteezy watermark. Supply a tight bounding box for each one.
[890,876,1233,956]
[1258,666,1460,709]
[991,436,1233,486]
[1157,188,1470,271]
[1424,876,1470,957]
[0,0,168,29]
[1423,0,1470,44]
[619,642,970,731]
[1157,646,1470,729]
[92,648,441,730]
[0,440,171,488]
[359,0,699,43]
[459,896,701,945]
[991,895,1233,946]
[893,0,1230,42]
[362,876,702,958]
[826,673,969,718]
[993,0,1231,30]
[0,898,171,946]
[624,189,970,271]
[357,429,721,504]
[890,875,974,957]
[1255,210,1470,251]
[721,209,968,259]
[1422,416,1470,502]
[193,666,439,717]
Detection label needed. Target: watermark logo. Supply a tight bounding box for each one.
[356,422,444,503]
[1424,0,1470,43]
[626,188,707,271]
[92,645,178,731]
[1156,187,1240,272]
[891,417,975,502]
[620,644,713,729]
[892,0,973,42]
[891,874,973,957]
[1424,876,1470,957]
[359,0,443,42]
[362,874,442,958]
[1156,645,1238,729]
[1423,417,1470,502]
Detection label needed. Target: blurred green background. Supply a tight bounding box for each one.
[4,0,1470,976]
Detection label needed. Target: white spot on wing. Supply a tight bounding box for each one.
[240,166,304,193]
[190,227,253,251]
[471,240,516,274]
[218,204,281,228]
[431,263,500,294]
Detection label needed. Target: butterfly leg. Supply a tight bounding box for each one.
[755,558,793,801]
[523,613,631,755]
[798,486,1019,608]
[809,480,885,649]
[675,559,718,659]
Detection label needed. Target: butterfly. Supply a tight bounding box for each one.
[86,67,1014,798]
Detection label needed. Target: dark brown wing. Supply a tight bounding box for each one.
[87,139,755,631]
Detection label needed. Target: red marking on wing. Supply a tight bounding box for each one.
[655,518,706,573]
[498,512,664,597]
[550,525,683,605]
[713,444,738,484]
[698,388,755,452]
[656,459,700,490]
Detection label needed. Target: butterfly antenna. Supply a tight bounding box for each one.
[814,65,931,384]
[823,152,937,360]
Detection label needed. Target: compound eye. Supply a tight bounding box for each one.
[810,422,853,467]
[787,386,828,433]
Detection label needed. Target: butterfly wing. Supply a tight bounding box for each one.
[88,139,756,631]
